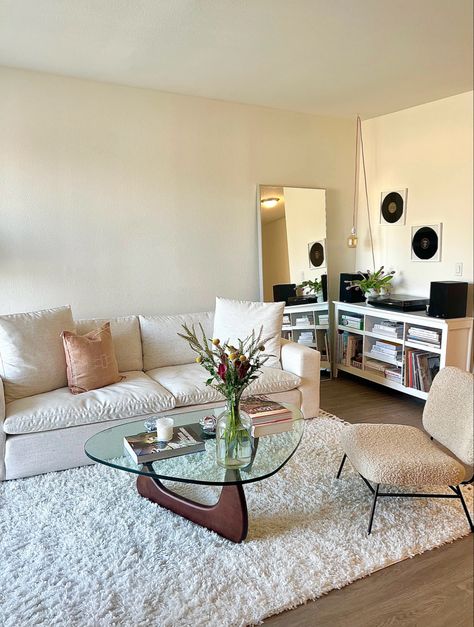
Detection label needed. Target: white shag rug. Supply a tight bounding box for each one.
[0,414,472,627]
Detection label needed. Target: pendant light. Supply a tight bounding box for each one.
[347,116,376,270]
[347,116,361,248]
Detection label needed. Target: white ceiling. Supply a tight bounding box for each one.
[0,0,472,118]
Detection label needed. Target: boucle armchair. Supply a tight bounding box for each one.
[337,366,473,535]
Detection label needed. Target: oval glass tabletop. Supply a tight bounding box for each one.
[85,403,304,486]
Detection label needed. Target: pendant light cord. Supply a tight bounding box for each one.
[352,118,360,233]
[358,115,376,270]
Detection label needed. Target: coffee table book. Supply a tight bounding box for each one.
[241,396,293,424]
[251,419,293,438]
[123,424,204,464]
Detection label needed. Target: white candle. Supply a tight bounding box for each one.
[156,417,174,442]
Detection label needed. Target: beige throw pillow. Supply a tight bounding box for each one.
[61,323,122,394]
[0,305,75,403]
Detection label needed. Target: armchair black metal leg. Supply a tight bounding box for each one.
[367,483,380,535]
[455,486,474,532]
[336,454,347,479]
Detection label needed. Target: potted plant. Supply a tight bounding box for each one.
[297,278,324,302]
[178,324,271,468]
[345,266,395,300]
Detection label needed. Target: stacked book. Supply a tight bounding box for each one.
[372,320,403,339]
[298,331,314,346]
[241,397,294,437]
[384,366,402,383]
[340,314,363,330]
[365,358,386,374]
[368,340,402,365]
[406,326,441,348]
[295,316,311,326]
[318,314,329,325]
[404,349,440,392]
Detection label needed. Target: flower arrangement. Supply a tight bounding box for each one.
[178,324,271,467]
[345,266,395,297]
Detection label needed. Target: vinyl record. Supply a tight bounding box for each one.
[309,241,325,267]
[381,191,404,223]
[411,226,439,260]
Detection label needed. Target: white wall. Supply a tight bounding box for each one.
[356,92,473,309]
[0,67,355,318]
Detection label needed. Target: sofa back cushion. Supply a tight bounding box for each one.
[0,305,75,402]
[140,312,214,371]
[76,316,143,372]
[213,298,284,368]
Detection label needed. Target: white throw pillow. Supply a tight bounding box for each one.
[212,298,284,368]
[0,305,75,403]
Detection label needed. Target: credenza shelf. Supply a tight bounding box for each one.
[334,301,473,400]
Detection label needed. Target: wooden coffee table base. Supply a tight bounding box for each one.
[136,475,249,543]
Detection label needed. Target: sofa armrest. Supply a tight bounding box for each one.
[280,339,320,419]
[0,376,5,480]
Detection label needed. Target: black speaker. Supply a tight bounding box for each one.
[339,273,365,303]
[428,281,468,318]
[321,274,328,302]
[273,283,296,304]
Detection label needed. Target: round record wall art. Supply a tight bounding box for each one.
[380,189,407,225]
[308,239,326,269]
[411,224,442,262]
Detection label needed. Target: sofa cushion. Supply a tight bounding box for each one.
[76,316,143,372]
[213,298,284,368]
[146,363,301,408]
[3,371,175,435]
[140,312,214,371]
[0,306,75,403]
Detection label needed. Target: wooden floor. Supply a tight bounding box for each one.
[264,373,474,627]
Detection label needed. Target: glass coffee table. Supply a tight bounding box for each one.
[85,403,304,543]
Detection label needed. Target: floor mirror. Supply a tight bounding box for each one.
[258,185,331,377]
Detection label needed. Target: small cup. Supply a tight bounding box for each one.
[156,417,174,443]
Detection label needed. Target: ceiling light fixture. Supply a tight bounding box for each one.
[260,197,280,209]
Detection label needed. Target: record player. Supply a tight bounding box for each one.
[287,295,319,306]
[367,294,429,312]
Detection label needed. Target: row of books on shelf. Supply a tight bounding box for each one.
[406,326,441,348]
[340,313,363,330]
[123,397,295,463]
[283,313,329,327]
[337,331,363,366]
[404,349,440,392]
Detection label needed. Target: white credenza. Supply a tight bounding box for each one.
[282,302,331,372]
[334,300,473,400]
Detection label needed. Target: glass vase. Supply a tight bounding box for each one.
[216,397,253,469]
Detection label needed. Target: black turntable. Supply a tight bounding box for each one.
[367,294,429,312]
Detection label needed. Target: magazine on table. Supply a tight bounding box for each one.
[123,424,205,464]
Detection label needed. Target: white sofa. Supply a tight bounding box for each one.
[0,310,320,481]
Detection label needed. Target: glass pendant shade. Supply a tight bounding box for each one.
[347,227,358,248]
